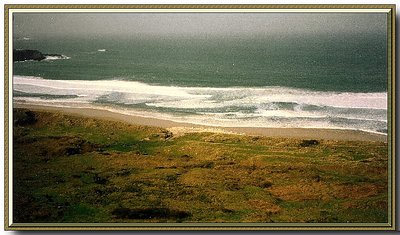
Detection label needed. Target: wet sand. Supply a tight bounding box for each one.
[14,103,387,142]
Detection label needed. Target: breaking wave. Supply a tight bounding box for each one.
[13,75,388,134]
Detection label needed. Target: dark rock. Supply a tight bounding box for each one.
[180,154,192,159]
[314,175,321,182]
[13,49,66,62]
[65,147,81,156]
[260,181,273,188]
[93,175,108,185]
[13,49,45,62]
[222,208,235,213]
[161,130,173,139]
[300,139,320,147]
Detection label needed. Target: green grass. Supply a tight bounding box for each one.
[13,109,389,223]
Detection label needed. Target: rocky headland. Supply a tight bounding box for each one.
[13,49,66,62]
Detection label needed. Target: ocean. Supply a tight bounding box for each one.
[12,33,388,134]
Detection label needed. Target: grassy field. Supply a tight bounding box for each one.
[13,108,388,223]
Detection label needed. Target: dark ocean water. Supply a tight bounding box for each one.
[12,34,388,133]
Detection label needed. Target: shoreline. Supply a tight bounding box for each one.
[14,103,387,142]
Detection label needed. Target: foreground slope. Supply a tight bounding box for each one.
[13,109,388,223]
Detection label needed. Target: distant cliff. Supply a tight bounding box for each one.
[13,49,66,62]
[13,49,46,62]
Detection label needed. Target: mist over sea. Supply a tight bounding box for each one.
[12,32,388,134]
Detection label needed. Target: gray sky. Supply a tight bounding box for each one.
[13,13,387,39]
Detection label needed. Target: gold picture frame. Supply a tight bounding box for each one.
[4,4,396,231]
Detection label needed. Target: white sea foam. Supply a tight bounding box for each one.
[43,55,71,61]
[12,75,388,134]
[14,76,205,98]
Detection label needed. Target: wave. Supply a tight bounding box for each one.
[12,75,388,134]
[43,55,71,61]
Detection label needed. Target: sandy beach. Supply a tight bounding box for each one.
[14,103,387,142]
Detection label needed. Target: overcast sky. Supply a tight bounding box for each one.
[13,13,387,39]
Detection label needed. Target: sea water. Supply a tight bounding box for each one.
[12,33,388,134]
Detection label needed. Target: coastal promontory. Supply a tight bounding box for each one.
[13,49,66,62]
[13,49,45,62]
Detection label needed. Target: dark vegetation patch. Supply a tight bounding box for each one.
[14,135,101,158]
[112,207,190,220]
[93,175,108,185]
[299,139,320,147]
[14,109,38,126]
[114,169,133,177]
[180,154,192,159]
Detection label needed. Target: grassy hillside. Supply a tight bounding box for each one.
[13,109,388,223]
